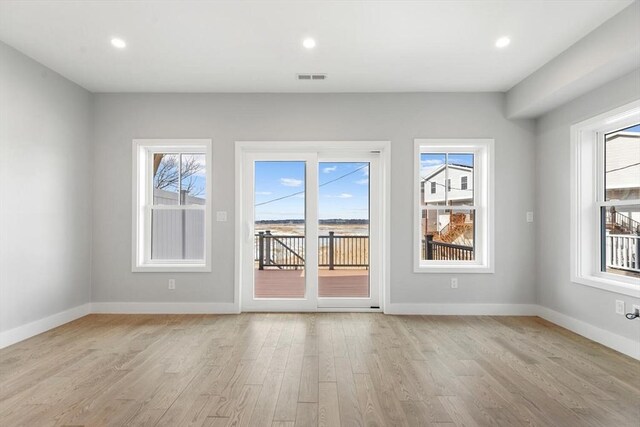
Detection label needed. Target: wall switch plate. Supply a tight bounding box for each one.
[216,211,228,222]
[451,278,458,289]
[168,279,176,290]
[526,212,534,223]
[615,300,625,315]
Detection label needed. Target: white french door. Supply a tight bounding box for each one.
[239,147,381,311]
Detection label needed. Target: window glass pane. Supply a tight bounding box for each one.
[421,153,446,206]
[446,153,474,207]
[180,154,206,205]
[421,209,475,261]
[605,123,640,201]
[153,154,179,205]
[151,208,205,260]
[602,204,640,278]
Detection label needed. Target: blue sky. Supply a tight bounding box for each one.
[254,161,370,220]
[420,153,473,177]
[619,124,640,133]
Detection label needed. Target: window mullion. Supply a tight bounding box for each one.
[178,153,183,205]
[444,153,449,206]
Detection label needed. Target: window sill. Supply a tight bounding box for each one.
[133,264,211,273]
[572,273,640,297]
[414,264,494,274]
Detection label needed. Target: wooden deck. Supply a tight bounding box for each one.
[254,268,369,298]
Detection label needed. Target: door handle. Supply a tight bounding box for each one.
[245,221,252,243]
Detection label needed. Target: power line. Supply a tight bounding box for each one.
[255,164,369,207]
[606,162,640,173]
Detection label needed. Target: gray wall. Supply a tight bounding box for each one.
[536,69,640,342]
[91,92,537,305]
[0,42,93,332]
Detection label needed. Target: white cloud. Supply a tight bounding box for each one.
[421,159,444,167]
[280,178,303,187]
[323,166,337,174]
[255,191,272,195]
[355,178,369,185]
[337,193,353,199]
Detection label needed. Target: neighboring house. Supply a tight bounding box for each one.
[605,131,640,231]
[421,163,473,206]
[420,164,474,248]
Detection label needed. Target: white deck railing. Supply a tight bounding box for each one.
[607,234,640,273]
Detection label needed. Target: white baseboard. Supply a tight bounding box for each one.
[536,306,640,360]
[0,303,91,349]
[90,302,239,314]
[384,303,538,316]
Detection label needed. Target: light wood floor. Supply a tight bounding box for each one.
[1,314,639,426]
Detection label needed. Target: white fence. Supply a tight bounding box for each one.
[151,189,205,260]
[606,234,640,273]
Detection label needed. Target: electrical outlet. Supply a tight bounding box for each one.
[216,211,228,222]
[451,278,458,289]
[615,300,625,315]
[168,279,176,290]
[526,212,534,223]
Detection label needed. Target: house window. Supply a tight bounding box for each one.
[430,181,436,194]
[571,100,640,296]
[132,139,212,272]
[415,139,494,273]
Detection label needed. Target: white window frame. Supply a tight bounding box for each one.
[414,139,494,273]
[132,139,212,272]
[570,100,640,296]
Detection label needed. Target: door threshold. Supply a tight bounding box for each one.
[317,307,383,313]
[241,307,383,313]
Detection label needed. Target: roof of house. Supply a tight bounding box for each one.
[421,163,473,183]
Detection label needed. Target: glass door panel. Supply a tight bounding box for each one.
[318,162,371,298]
[254,161,307,298]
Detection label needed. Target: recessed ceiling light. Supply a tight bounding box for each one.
[111,38,127,49]
[495,37,511,48]
[302,38,316,49]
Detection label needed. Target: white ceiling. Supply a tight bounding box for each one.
[0,1,633,93]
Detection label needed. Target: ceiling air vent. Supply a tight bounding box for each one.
[297,73,327,81]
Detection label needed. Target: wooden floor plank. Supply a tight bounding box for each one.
[334,356,364,427]
[318,382,340,427]
[273,342,305,422]
[294,402,318,427]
